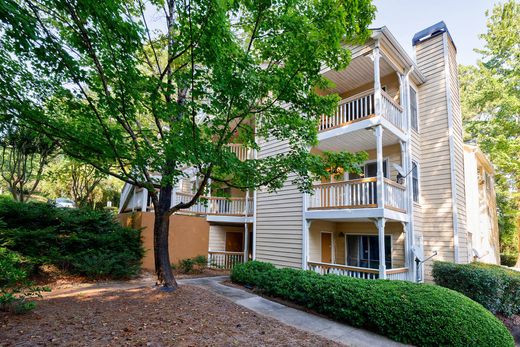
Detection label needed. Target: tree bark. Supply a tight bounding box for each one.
[152,185,178,289]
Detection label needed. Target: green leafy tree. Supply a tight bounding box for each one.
[41,156,121,208]
[0,0,374,288]
[0,120,57,202]
[459,0,520,264]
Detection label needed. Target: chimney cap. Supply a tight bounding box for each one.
[412,21,455,49]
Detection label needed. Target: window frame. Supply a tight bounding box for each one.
[409,85,419,133]
[345,234,392,269]
[412,160,420,204]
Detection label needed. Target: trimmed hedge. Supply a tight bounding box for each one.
[501,254,517,267]
[232,261,513,347]
[433,261,520,316]
[0,198,144,279]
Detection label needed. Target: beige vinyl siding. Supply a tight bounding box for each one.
[415,33,456,279]
[446,37,470,263]
[255,138,303,268]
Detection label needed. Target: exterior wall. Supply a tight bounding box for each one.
[464,147,500,264]
[255,138,303,268]
[308,221,405,268]
[208,224,245,251]
[414,32,468,279]
[119,212,210,271]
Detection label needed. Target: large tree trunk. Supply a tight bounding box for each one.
[153,185,178,290]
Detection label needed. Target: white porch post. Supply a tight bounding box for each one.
[373,44,382,117]
[243,188,250,262]
[375,125,385,208]
[378,218,387,279]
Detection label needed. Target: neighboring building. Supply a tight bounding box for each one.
[463,143,500,264]
[119,22,500,280]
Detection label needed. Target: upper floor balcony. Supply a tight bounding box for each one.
[318,89,404,134]
[308,177,406,212]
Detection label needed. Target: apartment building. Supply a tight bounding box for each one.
[119,22,500,280]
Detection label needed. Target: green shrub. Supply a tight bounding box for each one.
[179,258,195,273]
[178,255,208,274]
[232,261,514,347]
[0,247,48,313]
[433,261,520,317]
[0,198,144,279]
[193,255,207,267]
[501,253,517,267]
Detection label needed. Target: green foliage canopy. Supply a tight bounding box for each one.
[0,0,374,200]
[459,0,520,259]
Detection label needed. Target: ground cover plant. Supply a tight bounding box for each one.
[232,261,514,347]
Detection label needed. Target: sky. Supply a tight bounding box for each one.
[371,0,494,66]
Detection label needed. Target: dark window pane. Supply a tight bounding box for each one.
[412,161,419,203]
[410,87,418,131]
[346,236,360,267]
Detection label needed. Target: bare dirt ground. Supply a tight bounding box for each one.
[0,283,341,347]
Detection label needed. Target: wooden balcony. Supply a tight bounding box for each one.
[175,192,254,216]
[318,89,404,133]
[308,261,409,281]
[308,177,406,213]
[226,144,254,161]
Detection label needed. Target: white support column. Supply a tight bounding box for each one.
[373,44,382,117]
[302,218,312,270]
[397,72,407,132]
[244,221,249,263]
[141,189,148,212]
[378,218,387,279]
[243,188,251,262]
[375,125,385,208]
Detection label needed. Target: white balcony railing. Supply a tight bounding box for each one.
[175,192,208,214]
[381,91,404,130]
[318,89,403,133]
[308,178,378,209]
[308,262,409,281]
[383,178,406,212]
[206,196,254,216]
[175,192,253,216]
[226,144,253,161]
[208,251,244,269]
[308,178,406,212]
[308,261,380,279]
[319,90,375,132]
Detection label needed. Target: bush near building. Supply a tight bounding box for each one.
[232,261,513,347]
[433,261,520,317]
[0,197,144,279]
[0,247,48,313]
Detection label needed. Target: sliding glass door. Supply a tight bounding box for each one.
[346,235,391,269]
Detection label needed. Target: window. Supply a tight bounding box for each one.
[346,235,391,269]
[410,86,418,131]
[412,161,419,203]
[349,161,388,179]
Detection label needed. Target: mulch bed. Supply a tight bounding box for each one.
[0,284,342,347]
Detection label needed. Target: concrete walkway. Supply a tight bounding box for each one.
[179,276,408,347]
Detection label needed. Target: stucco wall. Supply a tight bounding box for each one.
[119,212,210,271]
